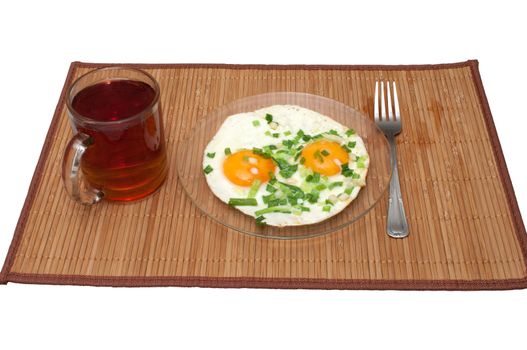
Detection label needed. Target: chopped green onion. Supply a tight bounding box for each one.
[306,171,321,183]
[328,181,344,190]
[282,139,295,148]
[305,190,320,204]
[345,187,354,195]
[252,147,270,158]
[321,149,330,157]
[300,157,306,165]
[352,172,361,179]
[265,113,273,123]
[295,205,310,212]
[325,199,334,206]
[265,131,272,136]
[271,182,305,207]
[341,163,354,177]
[345,129,356,137]
[242,155,249,162]
[255,206,292,216]
[255,216,266,226]
[284,131,292,136]
[228,198,257,206]
[206,152,216,158]
[261,146,275,157]
[341,144,351,153]
[273,157,298,179]
[328,129,339,136]
[262,194,272,204]
[294,151,303,161]
[248,179,262,198]
[265,199,278,207]
[203,165,213,174]
[252,120,260,127]
[264,196,279,206]
[356,155,367,168]
[279,166,298,179]
[277,181,304,195]
[272,133,280,138]
[281,149,296,157]
[224,147,232,155]
[315,184,327,191]
[322,205,331,212]
[266,184,277,193]
[273,157,290,170]
[313,150,324,163]
[348,141,356,148]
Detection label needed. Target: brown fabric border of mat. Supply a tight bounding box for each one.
[1,60,526,290]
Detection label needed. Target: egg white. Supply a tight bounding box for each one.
[203,105,369,227]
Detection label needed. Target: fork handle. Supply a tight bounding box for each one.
[387,137,409,238]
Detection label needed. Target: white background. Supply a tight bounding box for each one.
[1,1,526,349]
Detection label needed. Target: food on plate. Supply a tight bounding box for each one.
[202,105,369,227]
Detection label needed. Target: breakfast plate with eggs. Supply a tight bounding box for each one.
[177,93,391,239]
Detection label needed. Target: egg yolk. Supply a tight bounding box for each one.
[301,140,349,176]
[223,150,276,187]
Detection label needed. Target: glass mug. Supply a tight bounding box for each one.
[62,67,168,204]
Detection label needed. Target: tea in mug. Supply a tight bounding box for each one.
[71,79,168,201]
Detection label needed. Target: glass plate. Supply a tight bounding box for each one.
[176,92,391,239]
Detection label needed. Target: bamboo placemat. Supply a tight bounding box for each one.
[1,60,526,290]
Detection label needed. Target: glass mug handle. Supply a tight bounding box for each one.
[61,133,104,205]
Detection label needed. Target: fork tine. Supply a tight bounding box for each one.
[386,80,393,120]
[374,81,379,122]
[393,81,400,121]
[380,81,386,121]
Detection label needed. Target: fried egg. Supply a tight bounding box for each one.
[202,105,369,227]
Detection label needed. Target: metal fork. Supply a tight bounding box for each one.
[374,81,409,238]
